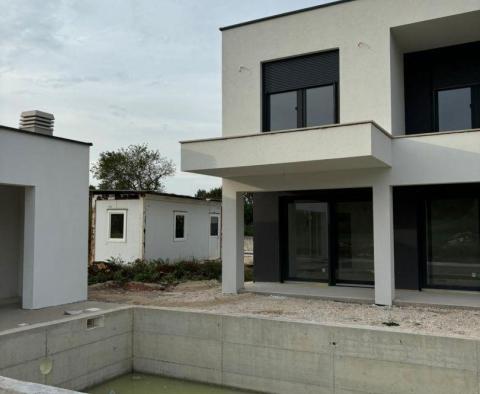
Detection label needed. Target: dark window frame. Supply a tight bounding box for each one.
[404,41,480,134]
[422,194,480,291]
[395,184,480,292]
[433,83,479,132]
[264,82,339,132]
[278,188,373,286]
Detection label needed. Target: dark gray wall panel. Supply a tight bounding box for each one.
[253,192,281,282]
[393,191,420,290]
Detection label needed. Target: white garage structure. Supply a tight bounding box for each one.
[91,191,222,263]
[0,112,90,309]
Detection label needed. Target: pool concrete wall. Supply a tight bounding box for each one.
[133,307,479,394]
[1,306,479,393]
[0,307,132,392]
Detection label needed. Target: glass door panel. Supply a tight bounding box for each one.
[305,85,336,127]
[437,87,472,132]
[335,201,374,284]
[426,197,480,288]
[268,91,298,131]
[287,202,329,281]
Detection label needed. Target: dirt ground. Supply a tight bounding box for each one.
[89,280,480,338]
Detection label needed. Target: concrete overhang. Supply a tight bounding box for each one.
[391,10,480,53]
[180,121,392,177]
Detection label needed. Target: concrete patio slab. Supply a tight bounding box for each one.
[245,282,480,309]
[395,289,480,309]
[244,282,375,304]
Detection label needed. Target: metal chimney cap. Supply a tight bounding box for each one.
[20,110,55,136]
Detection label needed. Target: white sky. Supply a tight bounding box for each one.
[0,0,329,195]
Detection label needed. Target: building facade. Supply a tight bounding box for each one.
[181,0,480,305]
[91,191,221,263]
[0,112,90,309]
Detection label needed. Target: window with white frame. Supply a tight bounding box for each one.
[108,210,126,241]
[174,212,186,241]
[210,215,219,236]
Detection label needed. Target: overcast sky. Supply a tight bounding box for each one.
[0,0,328,195]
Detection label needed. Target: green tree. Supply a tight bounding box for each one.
[195,187,222,200]
[244,192,254,236]
[194,187,254,235]
[91,144,175,191]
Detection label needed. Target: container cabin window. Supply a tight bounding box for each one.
[210,216,219,236]
[108,210,126,241]
[174,212,186,241]
[263,50,339,132]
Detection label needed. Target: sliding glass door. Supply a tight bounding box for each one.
[284,195,374,285]
[287,201,329,281]
[425,197,480,289]
[335,201,374,284]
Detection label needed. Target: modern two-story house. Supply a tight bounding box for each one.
[181,0,480,305]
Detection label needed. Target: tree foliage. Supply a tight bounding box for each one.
[244,192,253,230]
[91,144,175,191]
[195,187,222,200]
[194,187,254,235]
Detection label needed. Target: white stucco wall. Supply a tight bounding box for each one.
[222,0,480,137]
[0,185,24,302]
[144,195,221,262]
[94,198,144,262]
[0,128,90,309]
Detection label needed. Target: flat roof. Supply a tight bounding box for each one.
[0,125,92,147]
[90,189,221,202]
[219,0,356,31]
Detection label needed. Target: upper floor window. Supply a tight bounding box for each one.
[268,85,336,131]
[263,51,339,132]
[269,91,297,131]
[436,86,475,132]
[404,41,480,134]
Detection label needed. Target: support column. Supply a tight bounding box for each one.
[373,183,395,306]
[22,186,36,309]
[221,179,244,293]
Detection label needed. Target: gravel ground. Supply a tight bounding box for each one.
[88,280,480,338]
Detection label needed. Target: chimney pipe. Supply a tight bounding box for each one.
[19,110,54,136]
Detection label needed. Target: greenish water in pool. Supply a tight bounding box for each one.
[88,373,252,394]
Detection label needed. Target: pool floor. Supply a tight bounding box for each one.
[87,373,255,394]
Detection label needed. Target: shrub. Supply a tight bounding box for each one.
[89,258,239,286]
